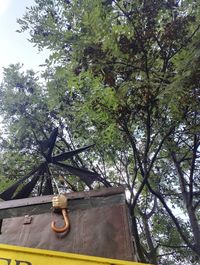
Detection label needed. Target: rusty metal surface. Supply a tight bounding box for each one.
[0,188,136,261]
[0,193,125,219]
[0,187,124,217]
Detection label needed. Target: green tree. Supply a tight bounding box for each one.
[0,64,109,193]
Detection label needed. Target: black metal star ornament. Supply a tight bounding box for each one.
[0,128,101,201]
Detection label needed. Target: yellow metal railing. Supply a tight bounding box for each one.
[0,244,149,265]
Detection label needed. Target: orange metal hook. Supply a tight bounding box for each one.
[51,209,70,233]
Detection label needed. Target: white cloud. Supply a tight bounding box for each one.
[0,0,11,15]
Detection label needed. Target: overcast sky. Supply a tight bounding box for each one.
[0,0,48,79]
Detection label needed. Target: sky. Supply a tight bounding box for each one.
[0,0,48,79]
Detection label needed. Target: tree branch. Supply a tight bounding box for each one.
[146,181,198,256]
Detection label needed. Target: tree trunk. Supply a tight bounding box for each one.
[142,215,158,265]
[187,205,200,257]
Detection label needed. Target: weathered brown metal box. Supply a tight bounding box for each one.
[0,187,136,261]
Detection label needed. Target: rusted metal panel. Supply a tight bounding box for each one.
[0,187,137,261]
[0,193,125,219]
[0,187,124,219]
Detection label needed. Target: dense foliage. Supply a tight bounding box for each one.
[0,1,200,264]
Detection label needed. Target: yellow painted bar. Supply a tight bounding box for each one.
[0,244,149,265]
